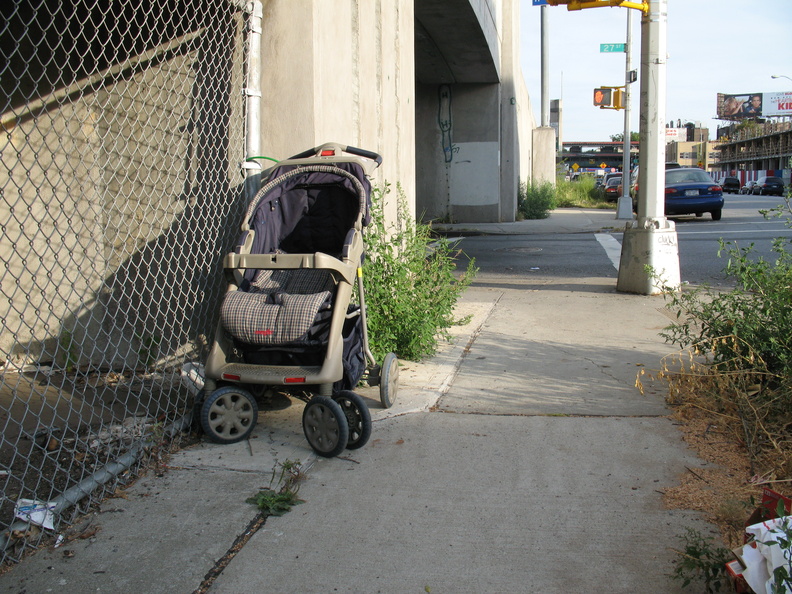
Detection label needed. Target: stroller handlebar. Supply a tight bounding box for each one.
[288,143,382,167]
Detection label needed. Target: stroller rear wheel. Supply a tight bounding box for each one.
[200,386,258,444]
[379,352,399,409]
[302,396,349,458]
[333,391,372,450]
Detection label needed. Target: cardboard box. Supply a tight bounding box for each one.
[725,559,751,593]
[744,487,792,543]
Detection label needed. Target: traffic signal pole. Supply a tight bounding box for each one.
[615,9,633,220]
[547,0,679,293]
[616,0,680,294]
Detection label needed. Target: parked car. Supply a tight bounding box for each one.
[629,162,685,199]
[721,177,741,194]
[603,176,622,202]
[663,168,724,220]
[740,180,757,195]
[751,176,785,196]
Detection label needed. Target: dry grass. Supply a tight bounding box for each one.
[640,344,792,549]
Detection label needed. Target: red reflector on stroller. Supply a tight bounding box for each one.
[320,150,335,156]
[284,377,306,384]
[222,373,241,381]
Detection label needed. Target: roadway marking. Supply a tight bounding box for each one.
[676,228,792,237]
[595,233,622,271]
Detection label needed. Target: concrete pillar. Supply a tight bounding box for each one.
[258,0,415,221]
[532,127,556,185]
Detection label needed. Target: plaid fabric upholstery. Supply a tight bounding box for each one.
[221,289,332,345]
[250,269,334,294]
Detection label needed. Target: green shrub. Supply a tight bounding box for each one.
[656,195,792,472]
[517,180,556,219]
[516,177,615,217]
[660,236,792,377]
[557,176,616,208]
[670,528,731,593]
[362,183,477,361]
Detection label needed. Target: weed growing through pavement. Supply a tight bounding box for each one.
[246,459,306,517]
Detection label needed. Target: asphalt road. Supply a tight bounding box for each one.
[645,192,792,286]
[453,193,792,289]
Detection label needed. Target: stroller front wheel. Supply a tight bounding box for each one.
[200,386,258,444]
[302,396,349,458]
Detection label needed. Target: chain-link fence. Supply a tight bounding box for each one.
[1,0,251,563]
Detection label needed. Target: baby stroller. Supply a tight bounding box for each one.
[199,143,399,458]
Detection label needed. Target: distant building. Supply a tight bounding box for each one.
[666,140,718,172]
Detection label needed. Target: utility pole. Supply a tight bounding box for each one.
[616,0,680,294]
[541,5,550,127]
[533,3,557,186]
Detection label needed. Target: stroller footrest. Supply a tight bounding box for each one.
[215,363,323,384]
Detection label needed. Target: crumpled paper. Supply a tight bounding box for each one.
[180,361,205,396]
[14,498,57,530]
[742,516,792,594]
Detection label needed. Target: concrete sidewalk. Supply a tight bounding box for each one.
[0,209,715,594]
[434,207,628,236]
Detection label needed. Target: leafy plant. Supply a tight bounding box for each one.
[659,192,792,378]
[57,328,78,372]
[670,527,731,593]
[362,183,476,361]
[246,488,303,516]
[651,194,792,474]
[246,459,305,516]
[135,331,162,370]
[517,180,556,219]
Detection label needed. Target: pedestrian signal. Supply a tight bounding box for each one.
[593,88,612,107]
[594,87,625,110]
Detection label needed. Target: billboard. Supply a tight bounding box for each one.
[665,128,687,142]
[717,92,792,120]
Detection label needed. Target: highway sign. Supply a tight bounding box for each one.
[600,43,625,53]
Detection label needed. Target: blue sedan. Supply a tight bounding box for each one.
[664,168,724,220]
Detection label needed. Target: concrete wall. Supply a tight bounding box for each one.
[414,0,535,223]
[416,83,501,222]
[0,14,246,368]
[257,0,534,225]
[259,0,416,221]
[1,0,535,367]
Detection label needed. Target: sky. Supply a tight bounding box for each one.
[519,1,792,142]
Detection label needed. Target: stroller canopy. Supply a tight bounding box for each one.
[243,161,372,257]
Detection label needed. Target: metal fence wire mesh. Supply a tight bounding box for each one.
[0,0,250,562]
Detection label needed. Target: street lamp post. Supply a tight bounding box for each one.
[771,74,792,82]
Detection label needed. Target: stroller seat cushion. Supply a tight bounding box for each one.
[221,289,332,345]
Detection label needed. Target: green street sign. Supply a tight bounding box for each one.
[600,43,625,53]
